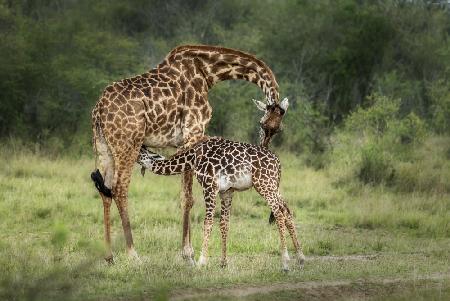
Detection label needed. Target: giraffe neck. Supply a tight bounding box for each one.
[138,148,194,176]
[163,45,280,103]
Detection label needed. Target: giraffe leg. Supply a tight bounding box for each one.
[100,193,114,264]
[258,190,290,271]
[112,146,143,262]
[283,202,306,268]
[219,190,233,268]
[272,207,289,272]
[94,135,116,263]
[114,194,139,261]
[179,133,209,264]
[197,186,218,267]
[181,170,195,265]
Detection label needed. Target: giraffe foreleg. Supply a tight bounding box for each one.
[178,132,209,264]
[219,190,233,268]
[181,170,195,265]
[198,185,218,267]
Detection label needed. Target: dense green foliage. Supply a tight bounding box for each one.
[1,0,450,154]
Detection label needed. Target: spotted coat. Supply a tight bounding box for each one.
[90,45,288,263]
[137,137,305,270]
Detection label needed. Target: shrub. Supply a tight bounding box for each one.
[395,112,426,144]
[330,93,429,187]
[358,143,395,185]
[344,94,400,136]
[429,79,450,134]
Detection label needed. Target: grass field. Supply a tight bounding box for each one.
[0,146,449,300]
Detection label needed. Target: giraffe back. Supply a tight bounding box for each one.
[92,45,282,153]
[138,137,281,193]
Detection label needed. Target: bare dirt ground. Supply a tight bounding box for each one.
[170,273,449,301]
[169,255,450,301]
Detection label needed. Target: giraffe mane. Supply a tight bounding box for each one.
[165,45,280,103]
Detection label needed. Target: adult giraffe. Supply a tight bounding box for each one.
[90,45,289,264]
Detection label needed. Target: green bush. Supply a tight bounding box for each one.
[358,144,395,185]
[429,79,450,134]
[330,94,429,187]
[344,94,400,136]
[395,112,426,144]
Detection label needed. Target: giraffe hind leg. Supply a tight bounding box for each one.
[111,143,144,262]
[282,203,306,268]
[256,186,290,271]
[92,132,115,262]
[271,206,290,272]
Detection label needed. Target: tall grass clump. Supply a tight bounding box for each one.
[358,144,394,185]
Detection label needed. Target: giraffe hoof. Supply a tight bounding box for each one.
[187,257,196,267]
[127,248,142,263]
[298,254,306,268]
[182,246,195,261]
[197,255,208,267]
[181,255,196,267]
[282,266,290,273]
[220,260,228,268]
[105,255,115,265]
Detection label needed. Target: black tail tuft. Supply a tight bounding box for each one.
[269,211,275,224]
[91,169,112,198]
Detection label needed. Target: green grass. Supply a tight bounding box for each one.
[0,145,449,300]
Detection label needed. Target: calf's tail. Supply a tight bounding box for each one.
[269,211,275,224]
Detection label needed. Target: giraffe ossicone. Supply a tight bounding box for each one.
[280,97,289,110]
[137,137,305,270]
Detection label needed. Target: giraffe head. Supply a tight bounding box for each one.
[253,97,289,147]
[137,146,165,176]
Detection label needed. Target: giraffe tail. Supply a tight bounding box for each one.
[91,169,113,198]
[268,203,291,224]
[269,211,275,224]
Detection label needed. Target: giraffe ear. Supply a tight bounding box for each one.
[253,99,266,111]
[280,97,289,111]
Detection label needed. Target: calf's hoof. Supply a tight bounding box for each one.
[197,255,208,267]
[105,255,115,265]
[298,253,306,268]
[220,259,228,268]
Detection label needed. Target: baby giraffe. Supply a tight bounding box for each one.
[137,137,305,271]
